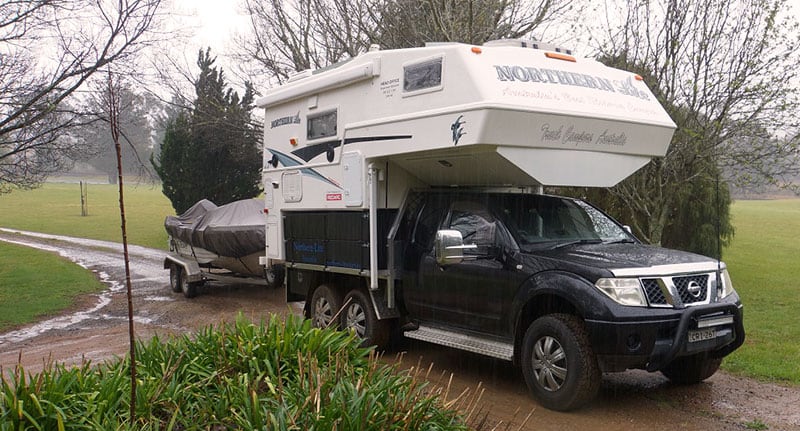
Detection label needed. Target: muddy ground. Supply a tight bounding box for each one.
[0,228,798,430]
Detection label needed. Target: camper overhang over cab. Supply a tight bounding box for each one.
[256,39,676,190]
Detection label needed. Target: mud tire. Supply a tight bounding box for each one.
[661,353,722,384]
[521,314,600,411]
[341,289,390,349]
[309,284,342,329]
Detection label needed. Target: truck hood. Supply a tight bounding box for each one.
[524,243,717,280]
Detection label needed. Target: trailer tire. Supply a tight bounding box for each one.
[341,289,390,350]
[181,274,199,298]
[265,265,285,288]
[521,314,600,411]
[169,264,182,293]
[310,284,341,329]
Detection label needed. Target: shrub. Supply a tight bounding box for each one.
[1,315,470,430]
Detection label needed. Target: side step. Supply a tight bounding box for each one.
[403,325,514,361]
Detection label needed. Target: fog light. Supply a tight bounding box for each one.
[626,334,642,352]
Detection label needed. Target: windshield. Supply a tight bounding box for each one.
[495,194,634,250]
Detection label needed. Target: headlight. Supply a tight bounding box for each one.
[595,278,647,307]
[718,268,736,299]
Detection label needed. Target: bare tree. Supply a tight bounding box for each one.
[363,0,577,49]
[0,0,163,194]
[234,0,576,85]
[78,80,163,184]
[588,0,800,245]
[102,68,138,422]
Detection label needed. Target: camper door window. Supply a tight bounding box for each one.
[307,110,338,140]
[403,57,443,94]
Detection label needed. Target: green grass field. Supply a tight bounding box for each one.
[0,183,798,384]
[0,182,174,250]
[721,199,800,383]
[0,241,104,331]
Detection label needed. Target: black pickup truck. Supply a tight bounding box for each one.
[284,190,745,411]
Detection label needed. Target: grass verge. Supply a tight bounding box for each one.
[0,241,104,332]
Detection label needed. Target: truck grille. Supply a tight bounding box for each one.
[641,273,711,308]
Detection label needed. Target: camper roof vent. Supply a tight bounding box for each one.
[424,42,461,47]
[483,38,573,55]
[287,70,312,83]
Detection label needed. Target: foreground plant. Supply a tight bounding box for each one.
[1,314,470,430]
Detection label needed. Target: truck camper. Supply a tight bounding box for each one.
[255,39,745,411]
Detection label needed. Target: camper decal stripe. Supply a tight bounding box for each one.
[266,149,342,189]
[291,135,413,162]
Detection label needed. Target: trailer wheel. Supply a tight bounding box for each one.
[521,314,600,411]
[310,284,341,329]
[341,289,390,349]
[660,353,722,384]
[169,264,182,293]
[265,265,285,288]
[181,274,199,298]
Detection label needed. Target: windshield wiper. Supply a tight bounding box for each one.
[603,238,636,244]
[549,239,603,250]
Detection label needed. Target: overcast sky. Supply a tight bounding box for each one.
[173,0,248,54]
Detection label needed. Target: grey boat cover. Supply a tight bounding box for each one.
[164,198,265,258]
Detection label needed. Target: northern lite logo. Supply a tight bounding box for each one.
[493,65,651,101]
[270,112,301,129]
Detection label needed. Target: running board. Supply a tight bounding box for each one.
[403,325,514,361]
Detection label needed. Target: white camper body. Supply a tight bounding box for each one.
[257,40,676,268]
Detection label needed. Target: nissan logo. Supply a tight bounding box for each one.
[687,280,703,298]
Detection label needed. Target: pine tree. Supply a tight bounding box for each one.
[153,48,262,213]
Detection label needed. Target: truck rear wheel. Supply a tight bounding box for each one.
[169,264,182,293]
[660,353,722,384]
[341,289,389,349]
[521,314,600,411]
[310,284,341,329]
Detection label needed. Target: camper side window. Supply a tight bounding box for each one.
[307,110,337,140]
[403,57,443,93]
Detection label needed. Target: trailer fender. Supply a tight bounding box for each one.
[163,254,204,284]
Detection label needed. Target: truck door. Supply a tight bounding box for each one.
[416,199,523,336]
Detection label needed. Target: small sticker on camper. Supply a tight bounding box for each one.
[380,78,400,98]
[326,192,343,201]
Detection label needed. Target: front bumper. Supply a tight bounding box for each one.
[584,302,745,372]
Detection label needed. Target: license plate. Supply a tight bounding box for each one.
[688,328,716,343]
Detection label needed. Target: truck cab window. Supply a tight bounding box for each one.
[447,201,497,247]
[413,200,446,250]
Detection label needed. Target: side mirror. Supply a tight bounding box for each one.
[435,230,478,266]
[623,225,633,235]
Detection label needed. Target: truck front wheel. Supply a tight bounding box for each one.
[660,353,722,384]
[341,289,389,349]
[310,284,341,329]
[521,314,600,411]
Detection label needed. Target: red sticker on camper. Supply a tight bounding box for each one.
[326,193,343,201]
